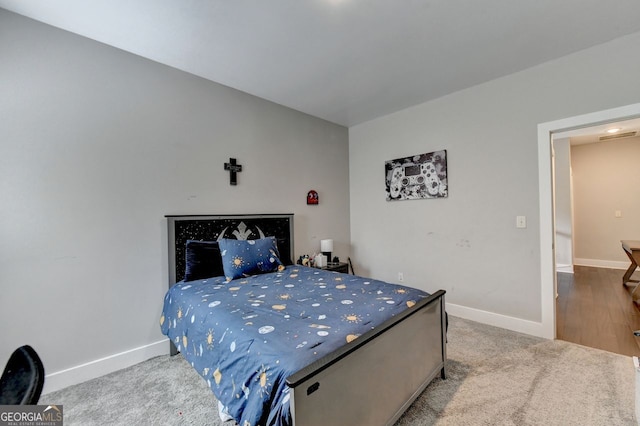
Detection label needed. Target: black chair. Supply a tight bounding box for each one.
[0,345,45,405]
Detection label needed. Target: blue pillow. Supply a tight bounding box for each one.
[184,240,224,281]
[219,237,284,281]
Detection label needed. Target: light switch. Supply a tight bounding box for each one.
[516,216,527,228]
[615,210,622,218]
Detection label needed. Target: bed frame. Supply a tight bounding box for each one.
[166,213,446,426]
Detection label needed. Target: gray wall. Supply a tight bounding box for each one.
[349,30,640,329]
[572,136,640,264]
[0,10,349,390]
[553,138,573,272]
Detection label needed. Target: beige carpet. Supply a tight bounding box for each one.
[41,316,636,425]
[397,317,635,425]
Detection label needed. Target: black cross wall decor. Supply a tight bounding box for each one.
[224,158,243,185]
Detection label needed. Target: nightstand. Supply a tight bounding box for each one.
[316,262,349,274]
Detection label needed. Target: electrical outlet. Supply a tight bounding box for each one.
[398,272,404,282]
[615,210,622,218]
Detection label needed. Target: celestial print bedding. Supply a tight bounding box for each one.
[160,266,429,426]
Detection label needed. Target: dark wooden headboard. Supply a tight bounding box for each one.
[166,214,294,285]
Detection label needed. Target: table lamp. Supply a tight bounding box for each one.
[320,239,333,264]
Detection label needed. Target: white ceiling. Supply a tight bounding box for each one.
[3,0,640,127]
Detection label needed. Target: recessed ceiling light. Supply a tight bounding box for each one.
[607,127,622,134]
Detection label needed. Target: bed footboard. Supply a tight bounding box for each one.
[286,290,446,426]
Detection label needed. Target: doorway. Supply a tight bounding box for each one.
[537,102,640,340]
[551,120,640,355]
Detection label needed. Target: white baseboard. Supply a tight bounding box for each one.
[556,263,574,274]
[44,294,633,394]
[574,258,637,270]
[42,305,549,395]
[43,339,169,395]
[445,303,546,338]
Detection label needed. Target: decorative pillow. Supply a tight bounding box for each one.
[184,240,224,281]
[219,237,285,281]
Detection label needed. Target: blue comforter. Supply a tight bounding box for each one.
[160,266,428,426]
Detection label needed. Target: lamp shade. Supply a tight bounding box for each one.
[320,239,334,252]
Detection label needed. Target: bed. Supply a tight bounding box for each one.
[161,214,446,426]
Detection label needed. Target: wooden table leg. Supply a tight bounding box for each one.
[622,249,639,286]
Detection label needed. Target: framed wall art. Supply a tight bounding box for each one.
[307,190,319,205]
[385,150,448,201]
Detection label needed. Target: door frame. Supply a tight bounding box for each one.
[537,102,640,339]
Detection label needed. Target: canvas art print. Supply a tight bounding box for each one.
[385,150,448,201]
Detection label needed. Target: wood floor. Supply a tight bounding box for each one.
[556,265,640,357]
